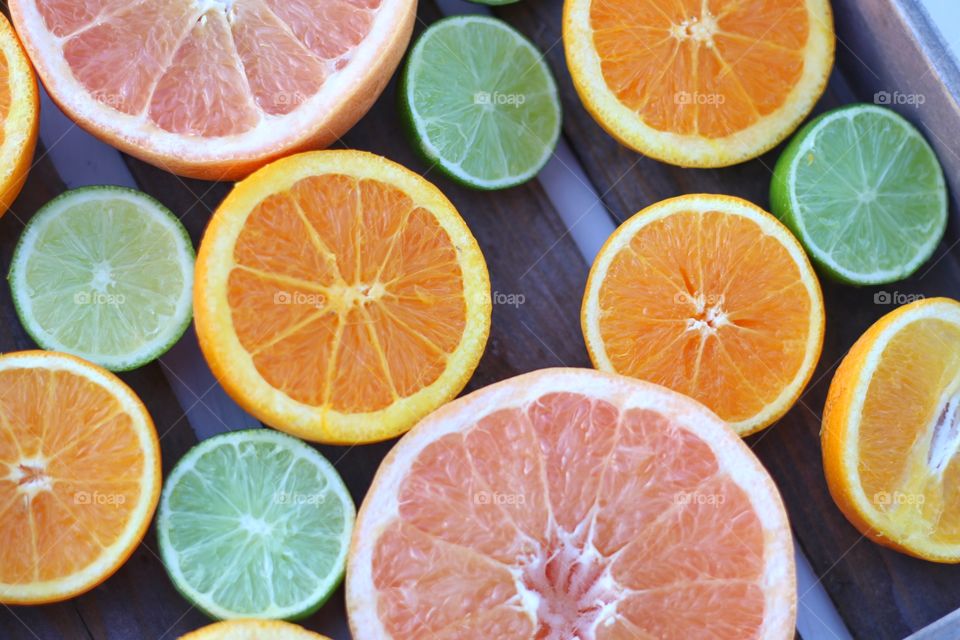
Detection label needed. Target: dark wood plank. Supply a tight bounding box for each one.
[492,0,960,638]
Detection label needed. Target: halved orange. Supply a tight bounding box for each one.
[9,0,415,180]
[195,150,491,444]
[823,297,960,562]
[180,620,332,640]
[347,368,796,638]
[0,12,39,214]
[563,0,835,166]
[582,194,824,435]
[0,351,161,604]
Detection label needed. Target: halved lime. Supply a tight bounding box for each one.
[9,186,194,370]
[771,104,947,285]
[400,15,561,190]
[157,429,355,620]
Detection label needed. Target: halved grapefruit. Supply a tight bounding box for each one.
[9,0,416,180]
[347,368,796,638]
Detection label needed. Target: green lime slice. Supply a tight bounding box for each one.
[157,429,355,620]
[9,186,194,371]
[771,104,947,285]
[400,15,561,189]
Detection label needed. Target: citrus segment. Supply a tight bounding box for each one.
[11,0,415,179]
[9,187,195,372]
[563,0,834,166]
[195,150,491,444]
[771,104,948,285]
[0,12,39,214]
[158,430,354,619]
[180,620,333,640]
[582,195,824,435]
[0,351,160,604]
[400,16,561,189]
[823,298,960,561]
[347,368,795,638]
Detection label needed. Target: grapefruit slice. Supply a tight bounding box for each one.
[563,0,835,166]
[347,368,796,639]
[581,194,825,436]
[823,297,960,562]
[180,620,331,640]
[194,150,491,444]
[0,12,39,214]
[9,0,415,180]
[0,351,161,604]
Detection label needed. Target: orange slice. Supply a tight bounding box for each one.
[823,297,960,562]
[180,620,332,640]
[0,351,161,604]
[0,12,39,214]
[9,0,415,180]
[581,194,824,435]
[194,150,491,444]
[563,0,834,166]
[347,368,796,638]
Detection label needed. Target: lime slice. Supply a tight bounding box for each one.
[400,15,561,189]
[157,429,355,620]
[9,186,194,371]
[771,104,947,285]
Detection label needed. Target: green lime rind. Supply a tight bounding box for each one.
[771,103,947,286]
[8,186,195,371]
[157,429,355,621]
[400,15,561,190]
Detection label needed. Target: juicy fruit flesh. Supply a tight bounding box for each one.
[228,173,467,413]
[41,0,381,136]
[596,209,812,425]
[162,436,350,615]
[590,0,808,138]
[22,196,188,358]
[371,392,767,638]
[0,46,10,149]
[409,18,560,183]
[0,367,145,585]
[856,318,960,543]
[790,109,945,276]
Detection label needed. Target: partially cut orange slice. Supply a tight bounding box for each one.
[194,150,491,444]
[0,351,161,604]
[10,0,415,180]
[0,12,39,214]
[180,620,332,640]
[563,0,835,166]
[823,298,960,562]
[347,368,796,638]
[582,194,824,435]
